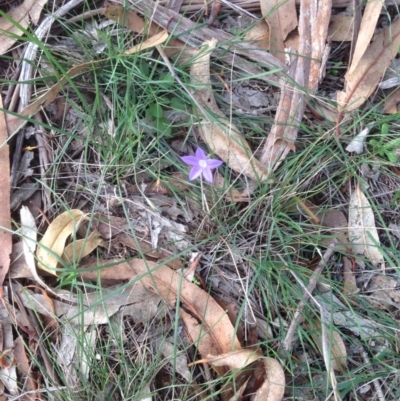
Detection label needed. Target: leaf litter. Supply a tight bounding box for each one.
[2,0,400,399]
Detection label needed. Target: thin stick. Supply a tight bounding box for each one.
[280,238,338,356]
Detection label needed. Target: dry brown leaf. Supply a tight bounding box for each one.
[79,257,241,375]
[200,349,262,369]
[0,0,48,55]
[338,18,400,111]
[196,350,285,400]
[124,30,168,54]
[348,0,383,75]
[13,337,38,398]
[260,0,297,61]
[62,230,104,264]
[308,322,348,373]
[20,206,59,296]
[0,96,11,286]
[190,39,271,182]
[36,210,87,275]
[348,184,384,268]
[127,258,242,375]
[10,242,34,279]
[328,14,354,41]
[18,278,160,327]
[254,358,286,401]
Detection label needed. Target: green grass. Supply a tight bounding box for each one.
[5,1,400,400]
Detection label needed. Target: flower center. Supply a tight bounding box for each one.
[199,160,207,168]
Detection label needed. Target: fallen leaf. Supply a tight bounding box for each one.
[0,96,11,286]
[337,19,400,111]
[62,230,104,264]
[10,242,34,279]
[348,0,384,75]
[36,210,87,275]
[18,278,160,327]
[125,29,168,54]
[254,358,286,401]
[13,337,38,397]
[200,350,285,401]
[0,0,49,55]
[260,0,297,61]
[20,206,59,296]
[348,184,385,268]
[200,349,261,369]
[126,258,242,375]
[79,256,240,362]
[190,39,271,182]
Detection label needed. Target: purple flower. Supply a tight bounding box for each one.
[181,147,223,183]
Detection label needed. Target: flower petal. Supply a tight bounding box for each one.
[206,159,223,169]
[195,147,207,161]
[202,166,214,183]
[189,166,203,181]
[181,155,200,166]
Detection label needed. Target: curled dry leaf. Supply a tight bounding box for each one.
[126,259,241,376]
[254,358,286,401]
[0,0,49,55]
[62,230,104,264]
[37,209,86,274]
[337,18,400,111]
[80,258,241,374]
[20,206,59,295]
[200,349,261,369]
[348,184,384,268]
[200,350,285,401]
[36,210,102,275]
[190,39,271,182]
